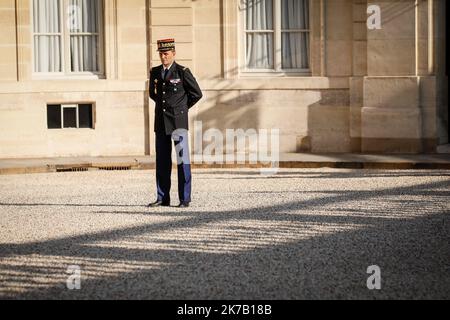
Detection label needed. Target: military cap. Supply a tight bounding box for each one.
[157,38,175,52]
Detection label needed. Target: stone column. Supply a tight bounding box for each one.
[0,0,17,81]
[15,0,31,81]
[361,0,425,153]
[349,0,368,152]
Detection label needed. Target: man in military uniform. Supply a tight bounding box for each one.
[148,38,203,208]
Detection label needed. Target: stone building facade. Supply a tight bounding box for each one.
[0,0,447,158]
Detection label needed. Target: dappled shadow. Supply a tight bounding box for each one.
[380,1,417,26]
[193,169,450,180]
[0,172,449,299]
[0,203,146,208]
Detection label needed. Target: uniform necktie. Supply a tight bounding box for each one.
[163,68,169,80]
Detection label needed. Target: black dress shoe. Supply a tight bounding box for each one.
[147,200,170,207]
[177,202,190,208]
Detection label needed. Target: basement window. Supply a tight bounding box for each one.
[47,103,94,129]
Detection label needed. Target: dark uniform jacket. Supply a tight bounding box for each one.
[149,62,203,135]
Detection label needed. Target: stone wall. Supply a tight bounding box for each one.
[0,0,447,158]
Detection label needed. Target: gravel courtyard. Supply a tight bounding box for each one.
[0,168,449,299]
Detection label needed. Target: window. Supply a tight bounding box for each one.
[78,104,93,128]
[47,104,62,128]
[32,0,103,76]
[63,106,77,128]
[243,0,310,73]
[47,104,94,129]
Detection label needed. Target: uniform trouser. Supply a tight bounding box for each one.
[155,130,191,203]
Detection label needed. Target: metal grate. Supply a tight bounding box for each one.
[98,166,131,171]
[56,167,89,172]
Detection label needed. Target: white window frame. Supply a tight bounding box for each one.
[31,0,105,79]
[240,0,312,77]
[62,104,79,128]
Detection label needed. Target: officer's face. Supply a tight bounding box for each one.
[159,50,176,67]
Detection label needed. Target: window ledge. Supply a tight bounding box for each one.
[200,77,350,90]
[0,80,147,93]
[32,73,106,81]
[240,71,312,78]
[48,128,95,130]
